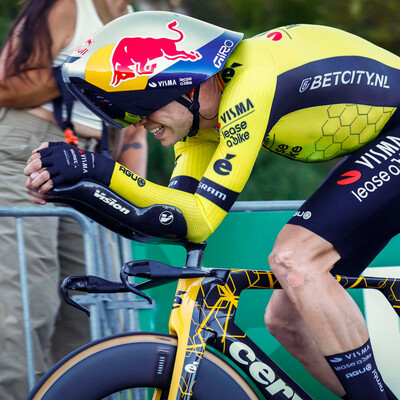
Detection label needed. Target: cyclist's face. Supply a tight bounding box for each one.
[143,101,193,147]
[136,77,220,147]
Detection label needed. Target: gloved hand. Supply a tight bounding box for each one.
[39,142,115,186]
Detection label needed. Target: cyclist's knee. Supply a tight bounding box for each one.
[268,232,339,290]
[268,244,310,289]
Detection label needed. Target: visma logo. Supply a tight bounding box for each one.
[329,357,343,363]
[159,211,174,225]
[337,170,362,185]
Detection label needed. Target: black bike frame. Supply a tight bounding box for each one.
[170,268,313,400]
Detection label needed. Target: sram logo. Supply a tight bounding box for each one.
[229,342,304,399]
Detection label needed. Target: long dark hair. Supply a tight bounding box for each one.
[2,0,60,76]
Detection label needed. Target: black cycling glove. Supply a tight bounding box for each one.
[39,142,115,186]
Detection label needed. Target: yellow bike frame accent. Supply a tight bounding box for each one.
[153,277,205,400]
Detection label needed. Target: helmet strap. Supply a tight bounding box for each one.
[175,86,200,137]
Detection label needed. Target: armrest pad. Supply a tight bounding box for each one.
[48,180,189,245]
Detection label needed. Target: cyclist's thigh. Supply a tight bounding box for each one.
[288,121,400,276]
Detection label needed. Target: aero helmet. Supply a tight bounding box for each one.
[62,11,243,133]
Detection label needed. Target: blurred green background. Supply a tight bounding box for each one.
[2,0,400,201]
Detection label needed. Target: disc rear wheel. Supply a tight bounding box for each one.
[27,333,260,400]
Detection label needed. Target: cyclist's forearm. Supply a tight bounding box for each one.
[109,162,215,242]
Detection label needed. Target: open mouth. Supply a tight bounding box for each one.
[149,126,165,139]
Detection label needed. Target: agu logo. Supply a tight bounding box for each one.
[293,210,312,220]
[159,211,174,225]
[337,170,362,185]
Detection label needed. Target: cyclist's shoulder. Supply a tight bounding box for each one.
[245,24,400,65]
[251,23,374,44]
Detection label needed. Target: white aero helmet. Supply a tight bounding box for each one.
[62,11,244,134]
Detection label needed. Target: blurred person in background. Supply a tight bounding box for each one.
[134,0,187,13]
[0,0,147,398]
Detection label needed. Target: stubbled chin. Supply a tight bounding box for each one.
[158,128,187,147]
[160,138,174,147]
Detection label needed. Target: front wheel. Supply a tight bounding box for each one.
[28,333,260,399]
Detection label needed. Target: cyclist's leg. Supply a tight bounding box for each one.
[268,224,392,400]
[265,238,397,399]
[268,125,400,399]
[265,289,346,397]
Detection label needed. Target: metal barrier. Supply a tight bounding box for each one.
[0,206,153,398]
[231,200,304,212]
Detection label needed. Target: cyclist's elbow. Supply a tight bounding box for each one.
[184,212,215,243]
[186,233,209,244]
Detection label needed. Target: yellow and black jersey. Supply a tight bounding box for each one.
[109,24,400,243]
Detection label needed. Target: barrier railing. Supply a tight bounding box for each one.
[0,206,153,396]
[231,200,304,212]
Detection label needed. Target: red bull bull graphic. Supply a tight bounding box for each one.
[110,20,202,88]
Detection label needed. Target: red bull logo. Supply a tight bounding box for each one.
[75,38,92,57]
[110,20,202,88]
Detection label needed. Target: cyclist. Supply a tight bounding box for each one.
[24,11,399,400]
